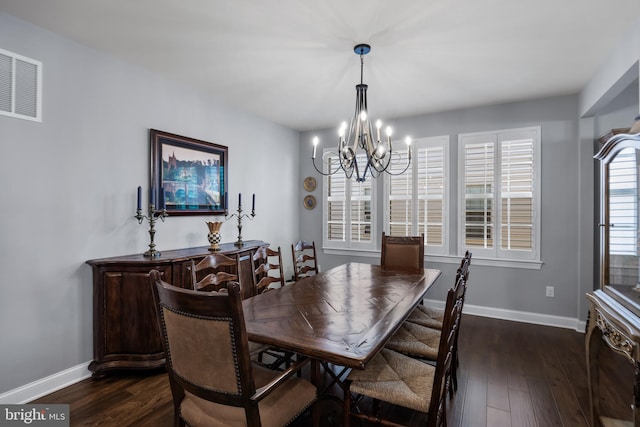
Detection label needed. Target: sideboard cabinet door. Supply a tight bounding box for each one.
[89,265,171,378]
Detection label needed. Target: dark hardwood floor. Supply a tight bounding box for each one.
[32,315,634,426]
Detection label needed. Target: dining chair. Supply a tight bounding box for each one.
[188,253,238,292]
[251,245,296,368]
[380,232,425,271]
[343,273,465,427]
[149,270,317,427]
[291,240,319,281]
[406,251,472,330]
[188,253,270,358]
[388,252,471,394]
[252,245,285,294]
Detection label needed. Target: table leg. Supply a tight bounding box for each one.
[585,308,603,427]
[635,361,640,427]
[311,359,321,427]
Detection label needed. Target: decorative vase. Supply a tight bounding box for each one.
[206,221,223,251]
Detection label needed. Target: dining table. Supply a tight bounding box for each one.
[243,261,442,424]
[243,261,441,367]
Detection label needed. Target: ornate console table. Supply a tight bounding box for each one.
[86,240,267,378]
[586,290,640,427]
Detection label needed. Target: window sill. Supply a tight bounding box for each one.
[322,247,543,270]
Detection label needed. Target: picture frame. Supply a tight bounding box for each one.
[150,129,228,216]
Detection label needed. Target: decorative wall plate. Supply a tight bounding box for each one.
[303,176,316,192]
[304,195,316,210]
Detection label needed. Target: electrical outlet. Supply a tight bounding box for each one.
[546,286,555,298]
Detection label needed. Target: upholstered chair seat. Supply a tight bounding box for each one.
[180,363,316,427]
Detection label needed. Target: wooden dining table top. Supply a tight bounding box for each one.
[243,262,442,369]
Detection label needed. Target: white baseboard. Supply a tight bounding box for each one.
[424,299,587,333]
[0,303,588,404]
[0,361,92,404]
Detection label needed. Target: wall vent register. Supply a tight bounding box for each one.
[0,48,42,122]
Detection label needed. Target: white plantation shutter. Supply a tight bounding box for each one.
[463,140,495,249]
[459,127,540,260]
[385,136,449,254]
[388,150,413,236]
[419,145,445,247]
[323,151,376,250]
[350,175,372,242]
[609,147,638,255]
[500,137,534,251]
[327,156,346,242]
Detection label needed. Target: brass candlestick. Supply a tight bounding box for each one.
[225,204,255,248]
[135,204,168,257]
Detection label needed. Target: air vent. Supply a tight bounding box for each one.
[0,48,42,122]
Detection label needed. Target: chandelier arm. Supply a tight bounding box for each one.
[369,154,391,173]
[382,155,412,176]
[312,154,342,176]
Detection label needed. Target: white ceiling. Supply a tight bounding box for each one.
[1,0,638,131]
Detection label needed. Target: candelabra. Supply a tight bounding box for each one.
[225,193,256,247]
[135,204,168,257]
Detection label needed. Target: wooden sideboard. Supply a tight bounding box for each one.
[86,240,267,378]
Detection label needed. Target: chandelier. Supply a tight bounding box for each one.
[312,43,411,182]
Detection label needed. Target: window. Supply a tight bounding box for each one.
[609,147,638,255]
[0,48,42,122]
[384,136,449,254]
[458,127,540,260]
[322,151,376,250]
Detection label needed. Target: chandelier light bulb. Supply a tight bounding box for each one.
[405,136,412,160]
[386,126,392,137]
[360,111,367,121]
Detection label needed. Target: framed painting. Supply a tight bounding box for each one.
[150,129,228,216]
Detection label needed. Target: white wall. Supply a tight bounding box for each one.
[0,12,300,395]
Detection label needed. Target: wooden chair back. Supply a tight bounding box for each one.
[150,270,317,427]
[150,271,259,424]
[380,232,425,271]
[291,240,318,281]
[427,275,465,426]
[252,245,285,294]
[189,253,238,292]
